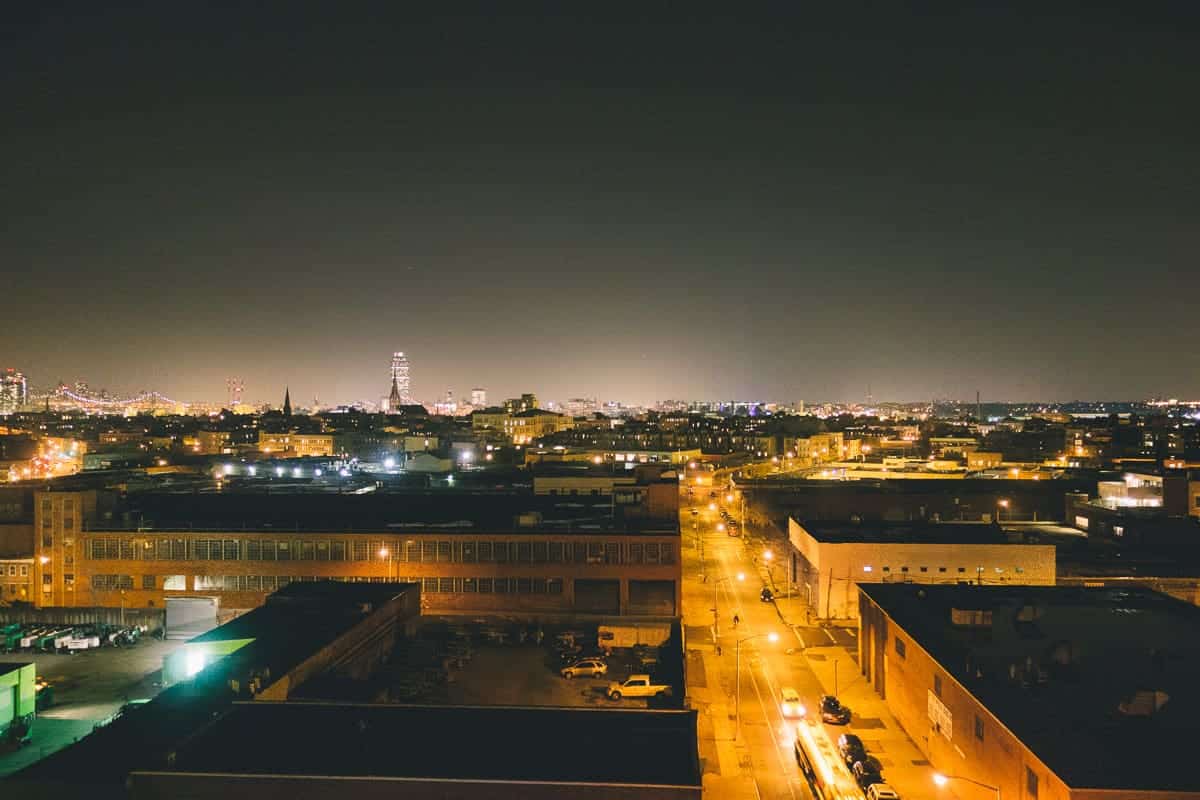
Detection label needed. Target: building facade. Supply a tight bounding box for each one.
[257,432,335,457]
[0,556,32,602]
[31,491,680,618]
[857,584,1200,800]
[787,519,1056,620]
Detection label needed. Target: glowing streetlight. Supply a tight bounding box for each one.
[933,773,1000,800]
[997,498,1009,522]
[379,546,395,580]
[708,502,717,511]
[763,549,773,561]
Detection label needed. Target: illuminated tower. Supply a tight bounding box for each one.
[0,369,27,414]
[390,352,411,404]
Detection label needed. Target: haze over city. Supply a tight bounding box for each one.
[4,4,1199,404]
[6,5,1200,800]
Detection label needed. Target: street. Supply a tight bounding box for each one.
[680,480,937,800]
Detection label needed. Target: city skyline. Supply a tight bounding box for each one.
[2,357,1196,411]
[4,5,1199,404]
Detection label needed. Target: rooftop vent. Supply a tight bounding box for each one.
[1118,690,1170,717]
[951,608,993,627]
[1015,604,1045,623]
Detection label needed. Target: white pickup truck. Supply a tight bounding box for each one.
[606,674,671,701]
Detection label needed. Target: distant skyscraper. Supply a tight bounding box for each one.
[0,369,27,415]
[471,388,487,407]
[390,352,411,405]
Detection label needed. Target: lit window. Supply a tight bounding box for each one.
[862,565,873,573]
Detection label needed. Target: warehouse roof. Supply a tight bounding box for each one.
[145,701,701,788]
[860,584,1200,791]
[87,491,677,535]
[794,519,1015,545]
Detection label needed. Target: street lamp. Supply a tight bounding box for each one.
[933,773,1000,800]
[36,555,49,609]
[712,572,745,639]
[736,631,779,731]
[762,549,790,601]
[997,498,1009,523]
[378,546,395,581]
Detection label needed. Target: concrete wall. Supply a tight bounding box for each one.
[0,661,36,737]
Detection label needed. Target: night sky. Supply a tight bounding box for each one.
[4,3,1198,406]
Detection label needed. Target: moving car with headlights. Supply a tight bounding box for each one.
[780,687,805,718]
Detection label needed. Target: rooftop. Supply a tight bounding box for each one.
[14,581,418,786]
[89,491,678,535]
[860,583,1200,791]
[148,701,700,788]
[795,519,1020,545]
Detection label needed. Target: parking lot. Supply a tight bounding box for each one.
[380,618,682,710]
[0,637,181,776]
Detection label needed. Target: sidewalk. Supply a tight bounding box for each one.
[681,529,763,800]
[762,570,943,800]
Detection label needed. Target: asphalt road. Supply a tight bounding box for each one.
[683,486,852,800]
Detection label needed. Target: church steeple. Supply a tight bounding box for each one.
[283,386,292,417]
[388,376,402,412]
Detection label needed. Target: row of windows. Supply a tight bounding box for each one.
[3,565,29,577]
[91,574,134,590]
[87,537,675,566]
[865,565,1027,575]
[185,575,565,594]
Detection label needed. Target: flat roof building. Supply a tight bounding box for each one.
[31,481,681,618]
[788,519,1057,620]
[857,584,1200,800]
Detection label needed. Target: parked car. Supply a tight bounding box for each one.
[820,695,851,724]
[606,674,671,700]
[867,784,901,800]
[561,658,608,679]
[780,687,805,718]
[760,587,774,602]
[837,733,866,767]
[852,757,885,790]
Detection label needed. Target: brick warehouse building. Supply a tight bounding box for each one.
[29,478,680,618]
[857,584,1200,800]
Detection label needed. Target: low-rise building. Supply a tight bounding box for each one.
[966,451,1003,469]
[257,432,335,457]
[0,556,32,602]
[32,487,681,619]
[787,519,1056,620]
[857,584,1200,800]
